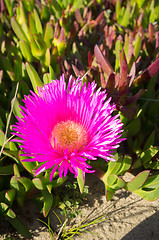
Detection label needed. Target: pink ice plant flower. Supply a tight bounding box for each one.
[12,75,125,181]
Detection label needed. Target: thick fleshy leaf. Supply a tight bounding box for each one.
[11,17,28,42]
[17,177,33,192]
[142,175,159,189]
[134,186,159,201]
[30,34,47,59]
[143,131,155,151]
[124,171,150,192]
[77,168,85,194]
[12,97,23,119]
[3,150,19,162]
[44,23,54,48]
[19,40,34,62]
[119,49,129,94]
[105,186,115,202]
[117,155,132,175]
[33,8,43,34]
[0,202,8,213]
[6,208,16,218]
[13,164,20,177]
[42,189,53,217]
[29,12,37,34]
[0,165,14,175]
[121,5,130,27]
[19,151,36,173]
[25,62,43,93]
[32,178,46,190]
[0,130,9,148]
[134,33,142,60]
[94,44,113,77]
[133,58,159,86]
[125,118,140,136]
[5,189,16,207]
[10,176,25,193]
[115,39,123,71]
[7,215,31,238]
[140,146,159,165]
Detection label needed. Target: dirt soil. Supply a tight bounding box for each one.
[1,173,159,240]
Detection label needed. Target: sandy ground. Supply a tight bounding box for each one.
[1,173,159,240]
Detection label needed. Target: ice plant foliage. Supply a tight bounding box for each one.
[12,75,125,181]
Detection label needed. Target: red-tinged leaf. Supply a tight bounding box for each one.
[75,9,84,25]
[148,23,154,43]
[70,21,79,39]
[126,89,145,105]
[115,73,120,88]
[156,32,159,58]
[120,105,137,119]
[100,72,106,88]
[90,12,104,27]
[119,49,129,95]
[58,27,66,43]
[133,58,159,86]
[129,62,136,87]
[94,44,113,77]
[88,50,93,68]
[106,72,116,93]
[72,64,81,77]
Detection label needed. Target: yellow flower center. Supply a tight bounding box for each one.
[51,120,88,152]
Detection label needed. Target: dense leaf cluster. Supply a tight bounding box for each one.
[0,0,159,237]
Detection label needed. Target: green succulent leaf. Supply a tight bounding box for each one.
[125,117,140,136]
[0,202,9,213]
[124,171,150,192]
[0,165,14,175]
[7,215,31,238]
[19,151,36,173]
[44,23,54,48]
[25,62,43,93]
[10,176,25,193]
[77,168,85,194]
[142,175,159,189]
[32,178,46,190]
[134,186,159,201]
[17,177,33,192]
[4,0,14,18]
[33,8,43,34]
[30,34,47,59]
[121,5,130,27]
[143,131,155,151]
[5,189,16,207]
[11,17,28,42]
[140,146,159,165]
[3,150,19,163]
[13,164,20,177]
[0,130,9,148]
[19,40,34,62]
[134,33,142,60]
[105,186,115,202]
[42,189,53,217]
[117,155,132,175]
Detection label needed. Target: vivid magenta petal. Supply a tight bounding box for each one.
[12,75,125,180]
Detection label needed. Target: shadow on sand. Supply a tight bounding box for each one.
[121,211,159,240]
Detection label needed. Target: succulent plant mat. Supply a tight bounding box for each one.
[1,173,159,240]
